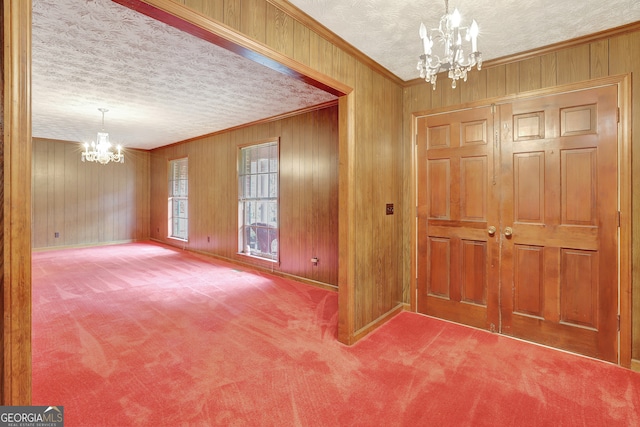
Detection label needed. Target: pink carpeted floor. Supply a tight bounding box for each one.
[32,242,640,426]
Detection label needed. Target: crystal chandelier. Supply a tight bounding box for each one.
[81,108,124,165]
[417,0,481,89]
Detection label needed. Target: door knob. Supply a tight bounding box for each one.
[488,226,496,236]
[504,227,513,237]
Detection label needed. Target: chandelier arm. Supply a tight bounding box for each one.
[80,107,125,165]
[417,2,480,89]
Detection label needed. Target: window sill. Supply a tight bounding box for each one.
[168,236,188,243]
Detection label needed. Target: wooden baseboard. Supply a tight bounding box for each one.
[31,239,137,252]
[631,359,640,373]
[351,303,405,344]
[176,244,339,293]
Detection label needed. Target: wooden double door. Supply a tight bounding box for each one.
[417,85,619,362]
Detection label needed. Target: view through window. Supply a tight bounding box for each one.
[168,157,188,240]
[238,140,279,261]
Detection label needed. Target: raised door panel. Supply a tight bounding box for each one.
[513,245,544,318]
[460,157,487,221]
[428,159,450,219]
[427,237,451,298]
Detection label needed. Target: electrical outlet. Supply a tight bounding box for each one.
[54,232,60,238]
[207,236,210,242]
[386,204,394,215]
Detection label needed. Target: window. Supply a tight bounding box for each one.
[238,140,278,261]
[168,157,188,241]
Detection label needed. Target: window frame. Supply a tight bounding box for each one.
[237,138,280,263]
[168,157,189,242]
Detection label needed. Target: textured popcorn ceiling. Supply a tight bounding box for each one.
[32,0,337,150]
[289,0,640,81]
[32,0,640,150]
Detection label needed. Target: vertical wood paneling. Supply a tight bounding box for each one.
[391,78,402,311]
[441,79,461,107]
[430,82,444,110]
[519,57,541,92]
[277,123,291,264]
[556,45,590,85]
[289,114,302,274]
[354,62,373,328]
[332,45,356,88]
[292,19,310,65]
[460,68,487,104]
[540,53,557,88]
[505,62,520,95]
[302,112,314,279]
[590,40,609,78]
[126,158,135,239]
[265,3,292,57]
[63,143,78,244]
[183,0,224,22]
[31,139,150,249]
[53,143,65,245]
[32,142,48,248]
[486,65,506,98]
[373,71,386,316]
[409,82,431,113]
[240,0,266,43]
[223,0,241,31]
[103,163,115,242]
[150,106,339,287]
[85,160,99,243]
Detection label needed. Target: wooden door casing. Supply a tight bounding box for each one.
[499,86,618,362]
[417,107,500,331]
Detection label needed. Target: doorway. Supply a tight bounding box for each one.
[416,82,621,363]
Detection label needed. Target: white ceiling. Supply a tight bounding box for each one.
[32,0,337,150]
[32,0,640,151]
[288,0,640,81]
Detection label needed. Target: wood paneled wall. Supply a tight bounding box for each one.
[403,28,640,364]
[149,0,405,339]
[31,138,150,249]
[150,106,340,287]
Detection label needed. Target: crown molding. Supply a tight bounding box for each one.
[155,99,339,150]
[267,0,404,86]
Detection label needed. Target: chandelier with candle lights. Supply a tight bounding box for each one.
[81,108,124,165]
[417,0,481,89]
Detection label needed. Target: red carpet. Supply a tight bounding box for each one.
[32,242,640,426]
